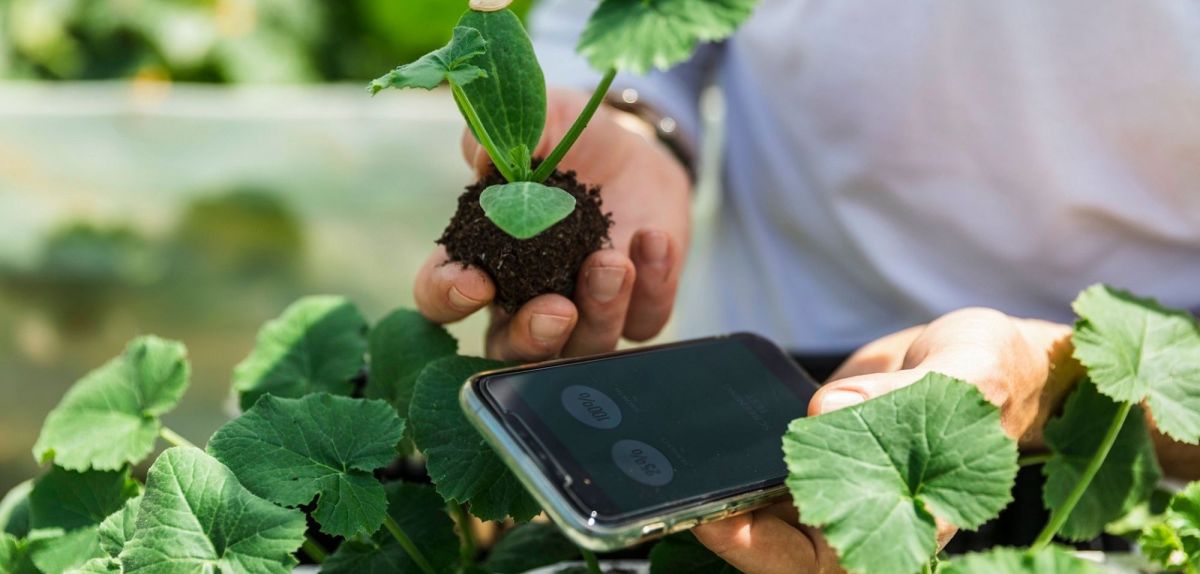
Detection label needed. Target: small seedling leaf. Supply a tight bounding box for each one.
[784,373,1018,574]
[0,481,33,538]
[485,522,580,574]
[648,532,738,574]
[579,0,759,74]
[1139,482,1200,573]
[410,356,541,522]
[98,495,140,558]
[322,482,459,574]
[33,336,189,471]
[1042,379,1161,541]
[369,26,489,93]
[232,295,367,411]
[480,182,577,240]
[940,546,1103,574]
[207,393,403,538]
[457,9,546,167]
[118,447,307,574]
[365,308,458,421]
[1072,284,1200,444]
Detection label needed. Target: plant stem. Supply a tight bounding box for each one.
[384,515,438,574]
[450,82,519,182]
[1018,453,1053,467]
[1029,402,1133,552]
[159,427,197,449]
[449,502,475,567]
[580,547,602,574]
[301,537,328,564]
[532,67,618,183]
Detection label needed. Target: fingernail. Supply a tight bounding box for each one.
[820,391,865,413]
[448,286,482,311]
[587,266,626,303]
[636,232,669,265]
[530,313,571,343]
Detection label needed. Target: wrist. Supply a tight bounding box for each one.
[603,93,697,182]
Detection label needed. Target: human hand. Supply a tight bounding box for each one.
[693,308,1079,573]
[414,87,691,360]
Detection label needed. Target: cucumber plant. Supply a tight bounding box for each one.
[368,0,758,311]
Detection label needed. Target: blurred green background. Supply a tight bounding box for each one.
[0,0,544,493]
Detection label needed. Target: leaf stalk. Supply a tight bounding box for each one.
[1029,402,1133,551]
[451,81,519,182]
[1017,453,1052,467]
[301,537,328,564]
[159,426,197,449]
[532,67,618,182]
[449,502,476,566]
[384,515,439,574]
[580,547,602,574]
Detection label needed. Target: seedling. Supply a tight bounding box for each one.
[369,0,758,311]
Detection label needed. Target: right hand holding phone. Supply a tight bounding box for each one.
[413,88,691,360]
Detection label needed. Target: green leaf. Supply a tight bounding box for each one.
[365,309,458,420]
[29,466,140,534]
[1072,284,1200,444]
[29,527,105,574]
[98,495,140,558]
[940,546,1102,574]
[119,447,307,574]
[69,557,122,574]
[457,9,546,166]
[33,336,189,471]
[0,481,33,538]
[368,26,488,94]
[410,356,541,522]
[1041,379,1161,541]
[232,295,368,411]
[322,482,459,574]
[1139,482,1200,573]
[207,393,403,538]
[783,373,1019,574]
[578,0,759,74]
[485,522,581,574]
[0,533,37,574]
[479,182,577,240]
[649,532,739,574]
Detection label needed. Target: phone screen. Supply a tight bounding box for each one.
[477,334,817,523]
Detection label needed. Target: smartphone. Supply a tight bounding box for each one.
[460,333,819,552]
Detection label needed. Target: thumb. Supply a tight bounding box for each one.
[808,367,934,417]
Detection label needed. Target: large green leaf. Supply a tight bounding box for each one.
[783,373,1019,574]
[207,393,403,538]
[479,182,577,240]
[0,481,32,538]
[1042,379,1160,541]
[485,522,580,574]
[25,467,140,573]
[33,336,190,471]
[119,447,307,574]
[578,0,759,74]
[368,26,488,93]
[1072,284,1200,444]
[98,495,140,558]
[28,528,105,574]
[1139,482,1200,574]
[322,482,459,574]
[457,9,546,167]
[365,308,458,420]
[232,295,368,411]
[941,546,1102,574]
[410,356,541,522]
[649,532,738,574]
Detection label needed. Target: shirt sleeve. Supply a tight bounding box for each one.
[527,0,722,152]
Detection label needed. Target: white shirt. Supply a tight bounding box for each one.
[532,0,1200,353]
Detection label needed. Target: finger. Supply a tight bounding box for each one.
[563,250,636,357]
[486,294,578,362]
[827,325,926,382]
[809,368,927,417]
[623,230,681,341]
[460,128,493,177]
[694,511,841,574]
[413,247,494,324]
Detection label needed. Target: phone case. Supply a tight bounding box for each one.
[459,345,791,552]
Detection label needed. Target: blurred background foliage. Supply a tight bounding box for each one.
[0,0,534,82]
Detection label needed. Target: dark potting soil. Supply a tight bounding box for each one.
[439,169,613,313]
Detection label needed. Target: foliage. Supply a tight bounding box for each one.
[1140,482,1200,574]
[323,482,459,574]
[940,546,1101,574]
[649,532,739,574]
[367,26,488,93]
[485,522,581,574]
[479,182,579,240]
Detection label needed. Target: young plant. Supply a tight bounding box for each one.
[778,284,1200,574]
[368,0,757,311]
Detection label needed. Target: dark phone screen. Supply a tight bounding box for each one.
[479,335,817,522]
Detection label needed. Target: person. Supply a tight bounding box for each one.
[413,1,1200,572]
